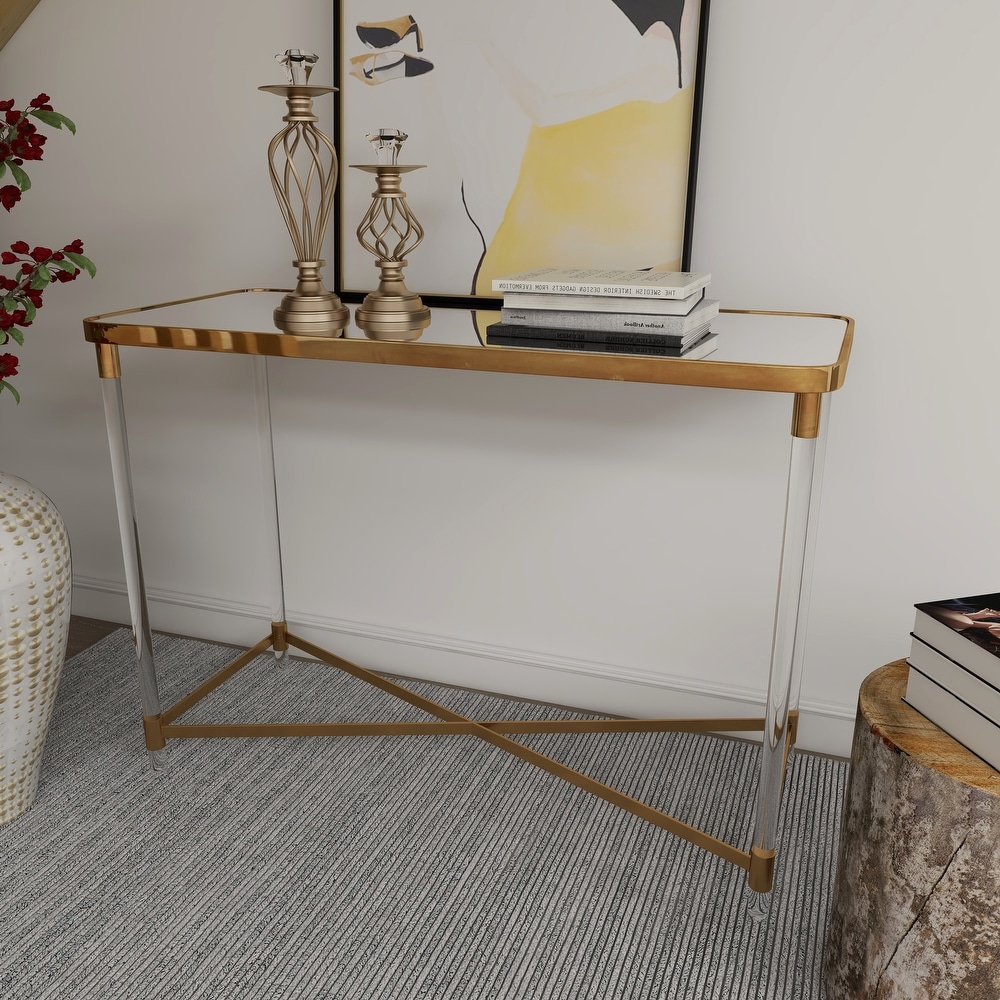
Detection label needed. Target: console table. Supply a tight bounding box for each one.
[83,289,854,895]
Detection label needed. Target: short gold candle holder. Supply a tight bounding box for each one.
[350,129,430,342]
[260,50,349,337]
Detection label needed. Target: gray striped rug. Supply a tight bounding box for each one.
[0,630,846,999]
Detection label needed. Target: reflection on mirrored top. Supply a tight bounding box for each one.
[84,289,853,395]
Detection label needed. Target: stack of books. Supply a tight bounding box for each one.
[904,590,1000,770]
[487,267,718,359]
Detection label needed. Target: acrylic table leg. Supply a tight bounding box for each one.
[749,392,829,895]
[251,356,288,658]
[97,345,168,770]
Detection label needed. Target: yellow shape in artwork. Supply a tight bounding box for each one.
[475,86,695,296]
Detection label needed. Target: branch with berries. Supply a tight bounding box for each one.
[0,93,75,212]
[1,240,95,402]
[0,95,94,402]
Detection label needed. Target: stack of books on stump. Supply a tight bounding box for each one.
[487,267,718,358]
[904,590,1000,770]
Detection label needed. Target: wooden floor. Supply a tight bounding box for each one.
[67,615,123,659]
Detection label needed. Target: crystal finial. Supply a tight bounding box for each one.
[366,128,408,166]
[276,49,318,85]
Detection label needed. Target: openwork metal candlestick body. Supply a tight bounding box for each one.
[259,57,348,336]
[351,129,430,342]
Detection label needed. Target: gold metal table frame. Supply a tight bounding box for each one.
[84,289,854,896]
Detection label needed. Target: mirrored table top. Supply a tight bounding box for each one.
[84,289,854,394]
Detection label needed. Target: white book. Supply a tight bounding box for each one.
[903,666,1000,772]
[492,268,711,300]
[500,298,721,338]
[912,592,1000,687]
[908,634,1000,725]
[501,289,706,316]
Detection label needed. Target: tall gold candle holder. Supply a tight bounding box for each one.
[259,50,349,336]
[350,129,431,342]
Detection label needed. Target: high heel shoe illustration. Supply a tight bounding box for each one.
[356,15,424,53]
[611,0,685,89]
[349,51,434,85]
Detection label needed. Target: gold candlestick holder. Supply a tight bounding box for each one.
[350,129,430,342]
[259,50,349,336]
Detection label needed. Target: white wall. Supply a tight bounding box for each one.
[2,0,997,757]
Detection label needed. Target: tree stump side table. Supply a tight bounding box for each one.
[824,660,1000,999]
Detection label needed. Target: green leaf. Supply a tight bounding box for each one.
[8,161,30,191]
[30,265,50,289]
[29,110,76,134]
[64,252,96,277]
[2,295,16,313]
[7,326,24,346]
[23,301,36,324]
[1,379,22,404]
[0,161,6,180]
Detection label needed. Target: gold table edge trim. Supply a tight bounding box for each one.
[84,289,854,395]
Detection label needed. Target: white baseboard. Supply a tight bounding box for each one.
[71,576,857,757]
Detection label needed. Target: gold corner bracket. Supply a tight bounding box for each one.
[95,341,122,379]
[791,392,822,439]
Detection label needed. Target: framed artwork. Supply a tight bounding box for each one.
[334,0,711,310]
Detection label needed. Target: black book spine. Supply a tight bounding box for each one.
[486,321,694,348]
[486,335,700,357]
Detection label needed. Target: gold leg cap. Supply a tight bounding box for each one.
[142,713,166,751]
[748,845,776,893]
[271,621,289,653]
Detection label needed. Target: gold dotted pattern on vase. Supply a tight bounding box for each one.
[0,476,72,824]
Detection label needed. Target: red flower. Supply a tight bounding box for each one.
[1,95,93,403]
[11,132,44,161]
[0,185,21,211]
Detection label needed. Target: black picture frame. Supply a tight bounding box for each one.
[334,1,711,310]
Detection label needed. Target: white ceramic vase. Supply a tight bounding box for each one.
[0,470,72,824]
